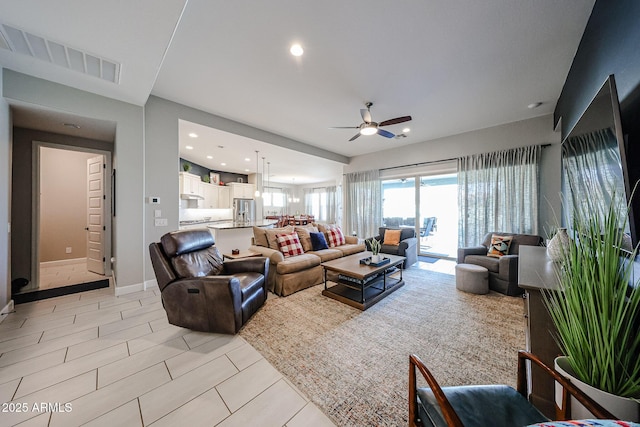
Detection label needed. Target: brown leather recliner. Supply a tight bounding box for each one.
[149,229,269,334]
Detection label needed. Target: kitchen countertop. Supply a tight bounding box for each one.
[207,219,277,230]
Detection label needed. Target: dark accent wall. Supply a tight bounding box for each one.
[554,0,640,137]
[11,127,113,284]
[179,158,248,185]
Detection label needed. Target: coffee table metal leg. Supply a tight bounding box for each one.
[324,269,327,290]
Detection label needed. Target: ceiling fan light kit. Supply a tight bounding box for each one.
[331,101,412,141]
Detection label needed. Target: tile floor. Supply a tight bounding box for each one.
[0,259,453,426]
[0,286,335,427]
[38,260,106,290]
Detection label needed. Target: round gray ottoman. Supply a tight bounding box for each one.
[455,263,489,294]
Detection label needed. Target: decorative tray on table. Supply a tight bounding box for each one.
[359,256,391,267]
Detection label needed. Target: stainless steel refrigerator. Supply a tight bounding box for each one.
[233,198,255,224]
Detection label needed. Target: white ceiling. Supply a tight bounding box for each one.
[0,1,595,182]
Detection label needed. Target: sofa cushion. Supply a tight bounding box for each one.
[276,232,305,258]
[307,248,343,262]
[171,246,224,278]
[326,226,346,247]
[487,234,513,258]
[253,226,269,247]
[276,253,322,275]
[383,229,402,245]
[265,225,295,249]
[294,225,319,252]
[310,231,329,251]
[336,242,366,257]
[464,255,499,273]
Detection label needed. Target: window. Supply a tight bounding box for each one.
[263,186,286,212]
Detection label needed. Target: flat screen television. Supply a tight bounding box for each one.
[561,74,636,253]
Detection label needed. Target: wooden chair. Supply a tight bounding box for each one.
[409,350,615,427]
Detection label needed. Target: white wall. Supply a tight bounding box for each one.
[346,115,562,233]
[3,70,145,291]
[0,68,11,313]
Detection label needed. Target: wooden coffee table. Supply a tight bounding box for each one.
[321,251,406,310]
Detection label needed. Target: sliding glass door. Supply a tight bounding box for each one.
[382,173,458,260]
[418,173,458,258]
[382,178,416,230]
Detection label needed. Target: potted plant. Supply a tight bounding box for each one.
[368,237,382,263]
[543,193,640,420]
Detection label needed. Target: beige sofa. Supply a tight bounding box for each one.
[249,224,365,296]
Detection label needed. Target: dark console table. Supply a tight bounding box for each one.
[518,245,561,419]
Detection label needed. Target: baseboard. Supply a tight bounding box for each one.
[0,300,15,324]
[114,282,145,296]
[40,257,87,267]
[144,279,159,291]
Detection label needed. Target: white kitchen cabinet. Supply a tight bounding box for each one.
[226,182,255,200]
[202,182,218,208]
[179,172,204,198]
[202,183,232,209]
[218,186,231,208]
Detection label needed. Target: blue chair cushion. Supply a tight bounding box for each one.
[417,384,549,427]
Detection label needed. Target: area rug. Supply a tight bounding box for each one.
[240,267,525,426]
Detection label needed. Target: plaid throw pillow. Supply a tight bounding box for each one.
[276,232,305,258]
[326,226,346,247]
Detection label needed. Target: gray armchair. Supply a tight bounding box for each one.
[367,227,417,268]
[457,231,542,296]
[149,229,269,334]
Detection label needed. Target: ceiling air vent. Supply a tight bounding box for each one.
[0,23,120,84]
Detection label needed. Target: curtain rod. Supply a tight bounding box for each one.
[378,143,552,172]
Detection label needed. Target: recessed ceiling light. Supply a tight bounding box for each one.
[290,44,304,57]
[244,158,251,162]
[245,169,250,172]
[185,145,194,150]
[221,162,226,166]
[206,155,213,159]
[528,102,543,109]
[402,127,411,133]
[188,132,198,138]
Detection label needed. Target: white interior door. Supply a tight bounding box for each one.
[86,155,105,274]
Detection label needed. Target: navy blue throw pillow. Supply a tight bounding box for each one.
[310,232,329,251]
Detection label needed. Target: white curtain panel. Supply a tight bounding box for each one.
[458,145,541,246]
[325,185,338,223]
[344,170,382,238]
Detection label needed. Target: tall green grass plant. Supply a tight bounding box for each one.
[544,194,640,398]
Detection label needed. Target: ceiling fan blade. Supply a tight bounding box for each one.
[360,108,372,123]
[329,126,359,129]
[349,133,361,142]
[377,129,395,138]
[379,115,412,127]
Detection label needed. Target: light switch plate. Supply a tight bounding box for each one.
[154,209,162,218]
[154,218,168,227]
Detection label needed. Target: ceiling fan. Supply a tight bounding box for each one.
[330,102,412,141]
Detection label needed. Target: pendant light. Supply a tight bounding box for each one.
[254,150,260,197]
